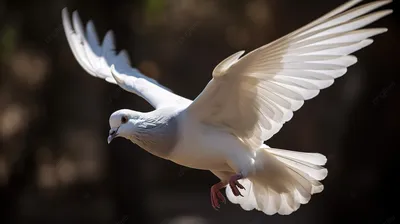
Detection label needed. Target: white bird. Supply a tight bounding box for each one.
[62,0,392,215]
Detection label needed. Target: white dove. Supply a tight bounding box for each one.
[62,0,392,215]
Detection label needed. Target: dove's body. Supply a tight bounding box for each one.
[63,0,392,216]
[124,107,251,172]
[169,110,252,172]
[122,107,181,159]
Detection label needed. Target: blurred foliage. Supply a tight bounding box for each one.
[0,0,398,224]
[0,25,18,63]
[145,0,165,18]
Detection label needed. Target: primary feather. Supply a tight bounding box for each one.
[187,0,392,149]
[62,8,191,109]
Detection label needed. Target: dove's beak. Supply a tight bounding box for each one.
[107,128,119,144]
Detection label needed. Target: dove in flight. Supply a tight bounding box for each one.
[62,0,392,215]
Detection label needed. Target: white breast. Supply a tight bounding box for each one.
[168,112,254,172]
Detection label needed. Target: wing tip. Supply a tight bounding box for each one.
[367,27,389,36]
[72,10,79,19]
[71,10,83,30]
[104,30,115,41]
[87,20,94,27]
[379,28,389,34]
[384,9,394,15]
[61,7,69,15]
[86,20,95,33]
[61,8,71,28]
[383,0,393,5]
[364,38,374,44]
[347,55,358,67]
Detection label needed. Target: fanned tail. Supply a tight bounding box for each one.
[226,144,328,215]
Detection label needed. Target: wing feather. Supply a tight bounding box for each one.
[187,0,391,148]
[62,8,191,109]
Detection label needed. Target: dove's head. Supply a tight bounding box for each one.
[107,109,142,144]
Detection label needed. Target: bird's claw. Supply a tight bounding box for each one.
[229,174,245,197]
[211,183,226,210]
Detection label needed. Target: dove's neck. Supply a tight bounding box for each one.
[128,109,179,159]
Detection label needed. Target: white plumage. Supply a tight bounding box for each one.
[61,9,191,109]
[187,0,392,148]
[62,0,392,216]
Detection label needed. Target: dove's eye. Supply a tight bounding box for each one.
[121,116,128,124]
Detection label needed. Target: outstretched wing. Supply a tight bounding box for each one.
[62,8,191,109]
[186,0,392,149]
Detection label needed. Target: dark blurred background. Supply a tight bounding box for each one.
[0,0,399,223]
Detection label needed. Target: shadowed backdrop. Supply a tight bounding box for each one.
[0,0,399,223]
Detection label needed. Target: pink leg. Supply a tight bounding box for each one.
[229,174,245,197]
[210,182,226,210]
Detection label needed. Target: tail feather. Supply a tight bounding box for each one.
[266,147,327,166]
[226,145,328,215]
[273,155,328,180]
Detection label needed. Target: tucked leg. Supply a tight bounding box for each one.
[228,173,245,197]
[210,181,227,210]
[210,170,235,210]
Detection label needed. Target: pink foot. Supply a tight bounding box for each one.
[229,174,245,197]
[210,182,226,210]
